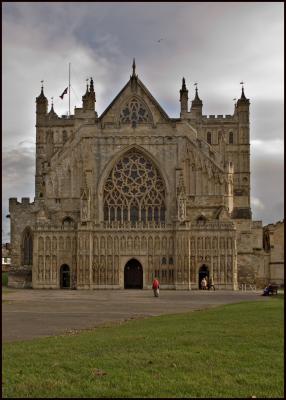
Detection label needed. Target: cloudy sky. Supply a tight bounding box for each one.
[2,2,284,243]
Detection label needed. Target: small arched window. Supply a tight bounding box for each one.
[229,132,234,144]
[22,228,33,265]
[169,257,174,265]
[162,257,167,265]
[207,132,212,145]
[197,214,207,225]
[62,217,75,228]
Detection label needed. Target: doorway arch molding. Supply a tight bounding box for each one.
[60,264,71,289]
[198,263,210,289]
[120,255,146,289]
[124,258,143,289]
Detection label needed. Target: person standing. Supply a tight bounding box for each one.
[201,277,207,290]
[152,277,160,297]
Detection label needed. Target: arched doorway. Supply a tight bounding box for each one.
[60,264,70,289]
[198,264,209,289]
[124,259,143,289]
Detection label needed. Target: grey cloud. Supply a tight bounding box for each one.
[2,143,35,244]
[3,144,35,195]
[2,3,284,242]
[251,154,284,224]
[251,100,284,141]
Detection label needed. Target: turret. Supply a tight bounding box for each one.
[82,77,96,111]
[232,83,251,218]
[180,77,188,117]
[47,98,58,120]
[236,84,250,123]
[236,83,250,142]
[36,82,48,122]
[190,83,203,119]
[237,84,250,106]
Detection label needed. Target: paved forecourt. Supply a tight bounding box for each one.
[2,289,268,342]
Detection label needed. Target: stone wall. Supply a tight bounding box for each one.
[8,267,32,289]
[8,69,278,291]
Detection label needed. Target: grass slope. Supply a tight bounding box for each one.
[3,297,284,398]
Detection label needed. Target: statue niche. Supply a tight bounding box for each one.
[177,173,187,222]
[80,189,90,221]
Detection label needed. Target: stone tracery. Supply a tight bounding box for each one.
[103,151,166,224]
[119,97,152,124]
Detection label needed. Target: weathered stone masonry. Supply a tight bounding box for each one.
[9,62,279,289]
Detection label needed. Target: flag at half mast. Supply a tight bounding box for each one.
[59,87,68,99]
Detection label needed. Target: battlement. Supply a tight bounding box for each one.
[61,115,74,119]
[9,197,35,208]
[202,114,234,121]
[252,221,263,229]
[37,115,75,128]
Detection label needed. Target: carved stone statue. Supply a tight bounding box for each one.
[80,189,90,221]
[81,199,88,220]
[177,173,187,222]
[178,196,186,222]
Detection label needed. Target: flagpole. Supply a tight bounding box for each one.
[69,62,71,116]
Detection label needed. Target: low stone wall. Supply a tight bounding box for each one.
[8,267,32,289]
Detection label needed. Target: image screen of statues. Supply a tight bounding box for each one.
[103,151,166,224]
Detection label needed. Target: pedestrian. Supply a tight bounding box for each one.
[201,277,207,290]
[152,277,160,297]
[262,284,271,296]
[205,276,208,289]
[208,277,215,291]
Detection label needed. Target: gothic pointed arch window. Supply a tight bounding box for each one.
[22,227,33,265]
[119,97,152,125]
[103,150,166,224]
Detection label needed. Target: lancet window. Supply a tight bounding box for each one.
[119,98,152,124]
[103,151,166,224]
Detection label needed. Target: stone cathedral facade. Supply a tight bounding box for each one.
[9,62,269,290]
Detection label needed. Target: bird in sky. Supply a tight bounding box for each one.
[157,38,164,43]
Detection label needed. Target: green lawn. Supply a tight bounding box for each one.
[2,297,284,398]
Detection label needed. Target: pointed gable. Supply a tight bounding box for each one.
[99,75,170,127]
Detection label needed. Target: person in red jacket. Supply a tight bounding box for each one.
[152,277,160,297]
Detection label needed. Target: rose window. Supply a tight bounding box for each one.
[103,151,165,224]
[119,98,152,124]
